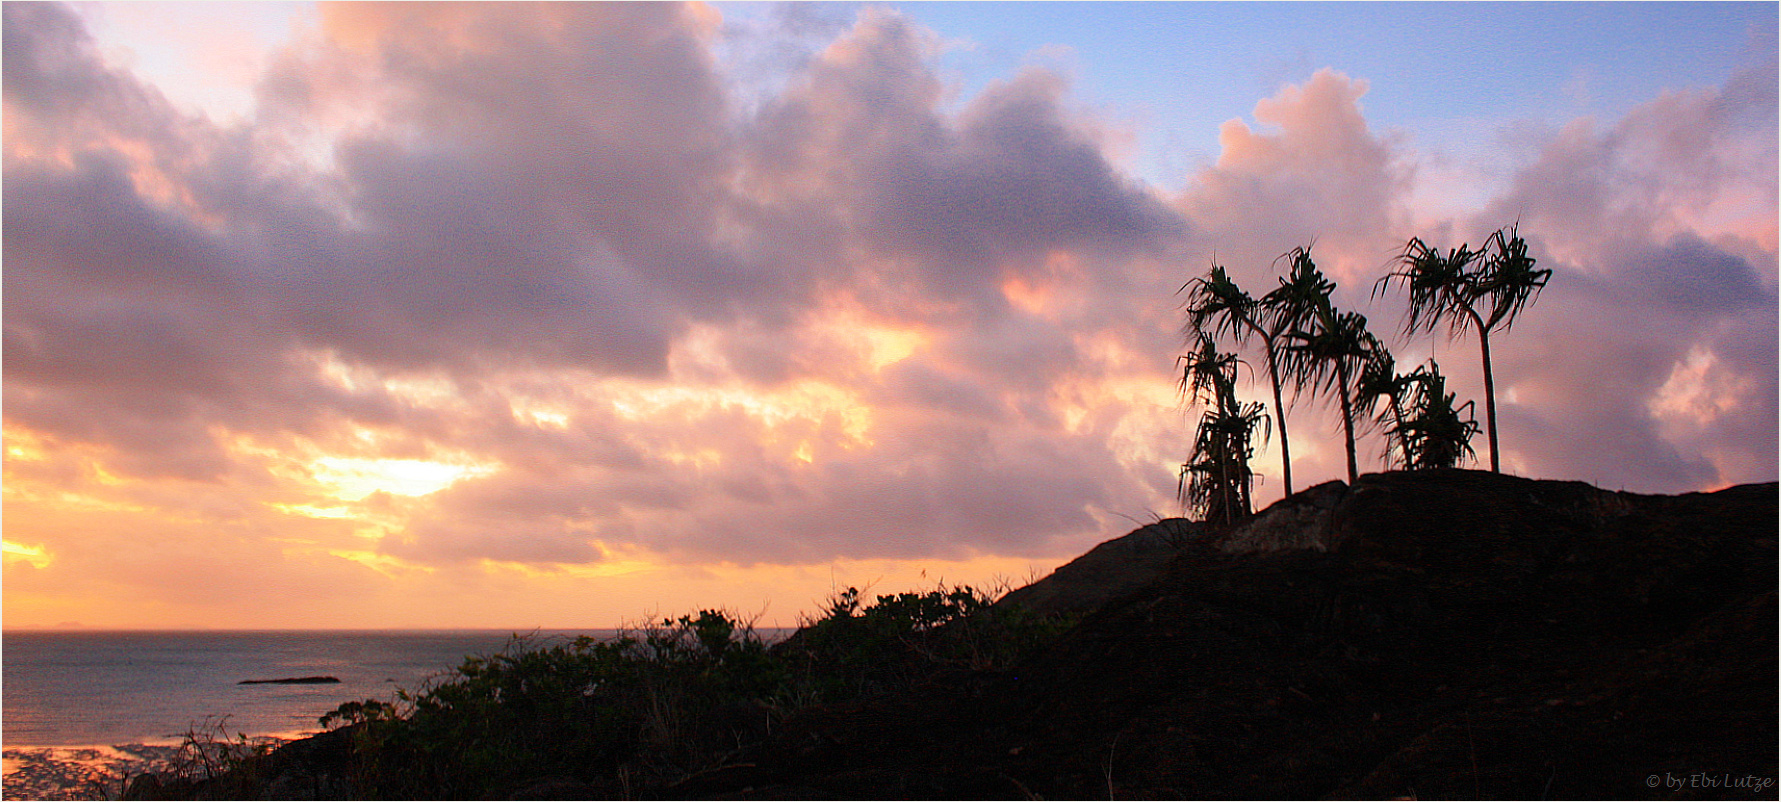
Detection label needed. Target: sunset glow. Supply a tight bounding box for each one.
[4,2,1774,630]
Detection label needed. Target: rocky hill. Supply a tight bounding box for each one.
[681,470,1778,799]
[992,516,1196,617]
[133,469,1777,800]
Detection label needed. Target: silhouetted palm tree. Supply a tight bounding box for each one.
[1261,246,1338,359]
[1353,337,1414,469]
[1177,333,1268,527]
[1253,245,1340,491]
[1281,296,1374,484]
[1181,263,1295,496]
[1377,226,1549,472]
[1391,360,1481,470]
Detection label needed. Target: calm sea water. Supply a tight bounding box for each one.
[2,630,608,748]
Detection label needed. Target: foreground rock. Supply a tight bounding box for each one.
[134,470,1777,799]
[994,516,1196,616]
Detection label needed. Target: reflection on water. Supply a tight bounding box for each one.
[4,630,598,798]
[3,630,591,746]
[1,745,185,801]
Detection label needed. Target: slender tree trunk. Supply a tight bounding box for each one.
[1336,362,1358,484]
[1464,308,1500,472]
[1478,330,1499,472]
[1388,394,1411,470]
[1254,328,1295,498]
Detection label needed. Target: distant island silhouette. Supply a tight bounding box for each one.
[237,676,341,686]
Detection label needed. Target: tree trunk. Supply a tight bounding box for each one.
[1251,327,1294,498]
[1479,330,1499,472]
[1337,362,1358,484]
[1389,395,1411,470]
[1466,308,1500,473]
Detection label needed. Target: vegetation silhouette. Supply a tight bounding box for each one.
[1180,262,1295,497]
[193,584,1081,799]
[1279,288,1375,485]
[1354,338,1413,466]
[1389,360,1482,470]
[1181,229,1542,523]
[1176,333,1267,527]
[1377,224,1550,472]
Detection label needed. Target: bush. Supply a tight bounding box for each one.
[316,586,1076,798]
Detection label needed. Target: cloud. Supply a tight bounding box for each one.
[1459,48,1778,491]
[2,3,1774,627]
[1174,68,1411,287]
[4,3,1184,576]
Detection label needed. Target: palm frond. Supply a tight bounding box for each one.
[1478,225,1551,332]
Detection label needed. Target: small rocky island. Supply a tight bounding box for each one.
[128,470,1777,800]
[237,677,342,685]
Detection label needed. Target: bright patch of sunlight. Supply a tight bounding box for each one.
[328,549,435,579]
[3,428,49,462]
[1649,346,1747,425]
[3,540,53,569]
[478,557,658,580]
[661,448,725,470]
[307,349,462,407]
[92,465,125,485]
[310,457,497,501]
[802,302,932,373]
[854,323,928,371]
[271,503,357,519]
[608,378,876,451]
[511,399,571,430]
[381,374,461,407]
[48,490,150,514]
[1002,274,1053,316]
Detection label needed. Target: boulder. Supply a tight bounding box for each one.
[995,517,1198,616]
[1216,479,1348,554]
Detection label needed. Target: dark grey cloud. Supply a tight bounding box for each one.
[743,10,1180,319]
[1575,233,1773,316]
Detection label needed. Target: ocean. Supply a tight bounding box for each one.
[1,629,607,799]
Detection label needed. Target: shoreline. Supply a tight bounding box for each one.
[3,744,183,801]
[2,735,307,802]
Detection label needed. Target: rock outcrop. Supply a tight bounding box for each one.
[994,516,1197,616]
[1215,478,1348,554]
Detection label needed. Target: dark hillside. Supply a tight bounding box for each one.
[132,471,1777,800]
[703,471,1777,799]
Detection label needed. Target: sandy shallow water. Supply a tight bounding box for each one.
[3,745,185,801]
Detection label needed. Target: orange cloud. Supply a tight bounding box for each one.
[4,3,1772,630]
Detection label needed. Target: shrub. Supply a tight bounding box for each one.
[313,585,1077,798]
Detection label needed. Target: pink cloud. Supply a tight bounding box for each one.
[2,3,1773,627]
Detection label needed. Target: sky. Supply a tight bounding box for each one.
[3,2,1776,630]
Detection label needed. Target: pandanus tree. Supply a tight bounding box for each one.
[1177,333,1268,527]
[1261,246,1338,350]
[1353,336,1415,468]
[1391,361,1481,470]
[1377,225,1550,472]
[1281,295,1374,485]
[1180,245,1342,498]
[1180,263,1296,497]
